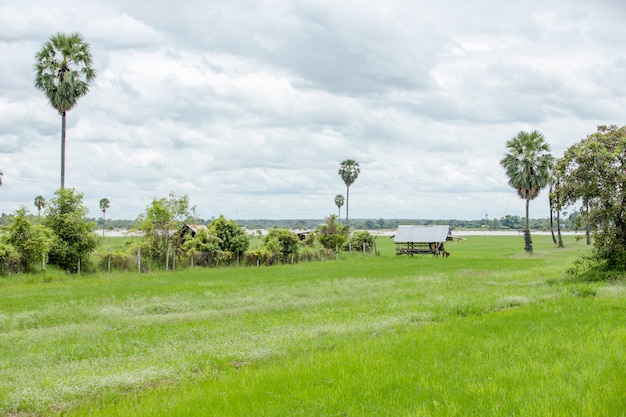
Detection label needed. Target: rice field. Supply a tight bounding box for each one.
[0,235,624,416]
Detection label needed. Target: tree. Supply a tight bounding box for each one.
[555,125,626,271]
[261,229,301,263]
[99,198,110,237]
[45,188,99,272]
[0,169,3,186]
[34,195,46,216]
[207,215,250,262]
[500,130,554,253]
[334,194,345,219]
[133,192,194,265]
[315,214,348,251]
[5,207,52,272]
[338,159,360,225]
[34,32,96,189]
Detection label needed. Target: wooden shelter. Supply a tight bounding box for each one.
[393,225,452,256]
[175,224,208,247]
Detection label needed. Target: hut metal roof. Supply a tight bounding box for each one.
[393,225,451,243]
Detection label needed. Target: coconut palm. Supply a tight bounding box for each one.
[34,195,46,216]
[338,159,360,225]
[34,32,96,189]
[500,130,554,253]
[99,198,110,237]
[334,194,345,219]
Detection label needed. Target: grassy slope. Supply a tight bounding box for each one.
[0,235,624,416]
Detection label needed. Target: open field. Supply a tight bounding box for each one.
[0,235,624,416]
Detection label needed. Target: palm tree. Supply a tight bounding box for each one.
[0,170,3,186]
[334,194,345,219]
[34,32,96,189]
[338,159,360,225]
[500,130,554,253]
[34,195,46,216]
[99,198,110,237]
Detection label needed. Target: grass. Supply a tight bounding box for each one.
[0,235,624,416]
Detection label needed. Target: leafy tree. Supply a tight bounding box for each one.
[34,32,96,189]
[261,229,300,263]
[338,159,360,225]
[45,188,99,272]
[334,194,345,219]
[555,125,626,271]
[34,195,46,216]
[4,207,52,272]
[316,214,348,251]
[99,198,110,237]
[207,215,250,262]
[133,193,194,265]
[500,130,554,253]
[181,228,222,266]
[348,230,375,252]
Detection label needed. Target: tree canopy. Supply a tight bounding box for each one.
[45,188,99,272]
[34,32,96,189]
[500,130,554,253]
[338,159,360,225]
[555,124,626,272]
[133,192,195,265]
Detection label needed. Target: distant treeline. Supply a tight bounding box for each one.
[0,213,577,232]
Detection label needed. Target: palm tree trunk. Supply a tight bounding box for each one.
[524,198,533,253]
[585,201,591,245]
[557,209,564,248]
[549,185,557,244]
[345,185,350,226]
[61,111,66,189]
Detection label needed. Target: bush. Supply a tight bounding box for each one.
[96,251,135,272]
[347,231,376,253]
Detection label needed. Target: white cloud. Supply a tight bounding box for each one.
[0,0,625,220]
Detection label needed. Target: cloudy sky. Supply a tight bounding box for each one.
[1,0,625,221]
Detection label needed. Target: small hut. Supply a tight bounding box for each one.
[175,224,208,247]
[393,225,452,256]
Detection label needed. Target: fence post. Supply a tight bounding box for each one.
[166,246,170,271]
[137,248,141,273]
[107,247,111,273]
[78,259,81,274]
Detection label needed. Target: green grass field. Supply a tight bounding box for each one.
[0,235,624,416]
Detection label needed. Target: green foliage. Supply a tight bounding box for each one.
[207,215,250,260]
[261,228,301,263]
[181,228,222,267]
[132,192,194,265]
[338,159,360,224]
[0,242,20,274]
[316,214,347,250]
[34,32,96,115]
[556,125,626,272]
[347,230,376,252]
[4,207,52,272]
[45,189,99,272]
[96,251,135,272]
[500,130,554,252]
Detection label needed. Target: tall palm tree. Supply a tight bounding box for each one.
[0,169,3,187]
[334,194,345,219]
[34,195,46,216]
[500,130,554,253]
[99,198,110,237]
[338,159,360,225]
[34,32,96,189]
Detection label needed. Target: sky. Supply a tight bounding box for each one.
[1,0,625,221]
